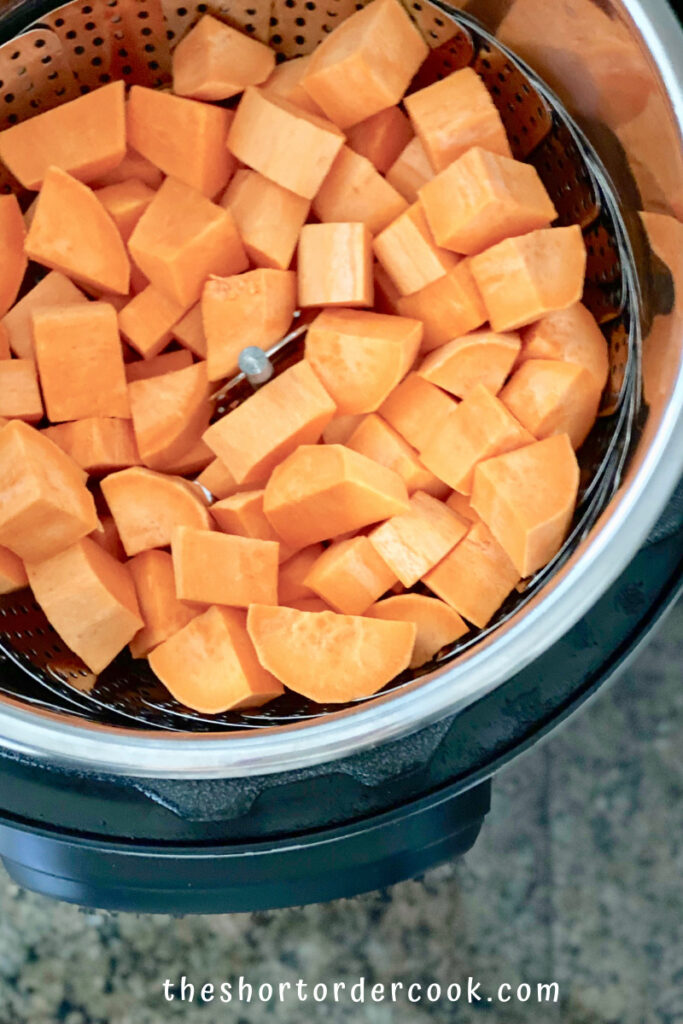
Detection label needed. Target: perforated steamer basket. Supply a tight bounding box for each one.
[0,0,681,778]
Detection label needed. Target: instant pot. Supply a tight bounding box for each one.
[0,0,681,913]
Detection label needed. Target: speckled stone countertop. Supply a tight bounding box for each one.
[0,602,680,1024]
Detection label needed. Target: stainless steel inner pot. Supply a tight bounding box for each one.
[0,0,681,778]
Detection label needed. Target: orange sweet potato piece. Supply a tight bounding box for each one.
[470,434,579,576]
[127,86,234,198]
[301,0,428,129]
[322,414,365,445]
[1,271,87,360]
[367,593,468,667]
[369,490,468,586]
[286,596,332,613]
[303,535,396,615]
[373,203,458,296]
[424,521,520,627]
[91,149,164,190]
[125,349,193,382]
[405,67,512,172]
[0,81,126,190]
[25,536,143,674]
[149,605,283,712]
[470,225,587,332]
[247,604,416,702]
[43,418,140,475]
[94,178,156,243]
[0,194,27,318]
[262,55,325,116]
[25,167,130,295]
[298,222,373,308]
[419,146,557,255]
[172,525,278,606]
[396,259,487,352]
[173,14,275,101]
[90,514,126,561]
[418,329,521,398]
[204,360,336,484]
[161,437,214,477]
[129,177,247,307]
[34,302,130,422]
[227,87,344,199]
[196,458,250,500]
[210,489,294,562]
[128,549,200,658]
[385,136,434,202]
[129,361,210,471]
[346,413,448,497]
[202,269,297,381]
[263,443,409,548]
[313,146,407,235]
[278,544,325,604]
[500,359,601,449]
[0,326,9,360]
[446,490,480,524]
[420,383,534,495]
[0,544,29,595]
[346,106,414,174]
[519,302,609,392]
[0,360,43,422]
[172,304,207,358]
[118,285,188,360]
[379,371,456,451]
[221,168,310,271]
[305,307,422,414]
[101,466,212,556]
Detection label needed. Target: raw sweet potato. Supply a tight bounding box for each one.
[0,194,27,318]
[128,548,199,658]
[172,525,278,607]
[373,203,458,296]
[173,15,275,101]
[1,271,87,360]
[161,437,214,477]
[519,302,609,392]
[125,349,193,383]
[129,362,210,471]
[149,605,283,712]
[91,149,164,190]
[0,544,29,595]
[196,458,249,500]
[322,414,365,445]
[90,514,126,561]
[94,178,156,243]
[369,490,468,586]
[118,285,189,360]
[278,544,325,604]
[313,146,407,234]
[247,604,416,702]
[500,358,602,449]
[298,223,373,308]
[303,536,397,615]
[42,418,140,474]
[386,136,434,202]
[346,414,449,497]
[346,106,414,174]
[101,466,212,556]
[418,329,521,399]
[379,372,456,452]
[367,593,468,667]
[0,326,9,360]
[395,259,487,352]
[446,491,480,524]
[172,304,207,358]
[262,55,325,116]
[221,169,310,271]
[210,489,293,561]
[0,360,43,422]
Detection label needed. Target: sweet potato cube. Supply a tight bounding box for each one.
[313,146,408,235]
[299,223,373,308]
[127,86,234,198]
[471,434,579,576]
[287,597,332,613]
[196,458,247,500]
[221,169,310,270]
[128,549,199,658]
[367,593,468,667]
[278,544,325,604]
[118,285,188,360]
[204,360,336,484]
[322,414,365,445]
[346,414,449,497]
[210,489,293,561]
[247,604,416,702]
[305,308,422,414]
[386,136,434,202]
[0,81,126,190]
[469,225,587,332]
[101,466,211,556]
[172,525,278,607]
[346,106,414,174]
[149,605,284,712]
[173,304,207,358]
[202,269,297,381]
[418,329,521,399]
[33,303,129,422]
[0,360,43,422]
[0,326,9,360]
[303,536,397,615]
[26,537,143,674]
[369,490,467,586]
[396,259,487,352]
[301,0,428,129]
[446,491,480,524]
[129,362,210,471]
[173,14,275,101]
[227,87,344,199]
[500,359,601,449]
[379,372,456,451]
[405,67,512,172]
[92,149,163,190]
[162,437,214,477]
[419,147,557,255]
[1,272,87,359]
[424,521,519,627]
[0,545,28,595]
[42,418,140,474]
[420,383,534,494]
[263,443,410,548]
[519,302,609,392]
[0,194,27,318]
[128,177,248,307]
[0,421,97,562]
[25,167,130,295]
[90,514,125,561]
[262,55,325,116]
[125,349,193,383]
[373,203,458,296]
[94,178,156,243]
